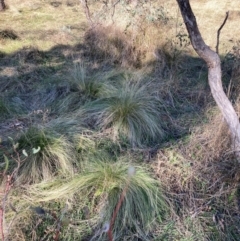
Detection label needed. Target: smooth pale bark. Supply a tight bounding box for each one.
[176,0,240,156]
[0,0,5,11]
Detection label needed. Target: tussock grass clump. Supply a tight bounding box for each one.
[29,160,167,240]
[70,63,114,99]
[17,127,75,183]
[87,80,165,146]
[84,25,143,67]
[57,65,125,113]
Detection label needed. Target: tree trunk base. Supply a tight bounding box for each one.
[231,138,240,163]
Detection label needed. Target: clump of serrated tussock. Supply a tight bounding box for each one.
[28,158,168,240]
[85,78,165,147]
[16,127,75,184]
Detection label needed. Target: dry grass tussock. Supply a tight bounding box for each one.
[81,0,189,67]
[83,25,143,68]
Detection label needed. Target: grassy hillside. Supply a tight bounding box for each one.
[1,0,240,240]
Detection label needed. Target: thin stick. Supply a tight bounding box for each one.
[80,0,93,24]
[107,179,130,241]
[110,0,120,23]
[216,11,229,54]
[0,203,5,240]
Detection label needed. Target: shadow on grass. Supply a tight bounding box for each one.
[1,27,237,144]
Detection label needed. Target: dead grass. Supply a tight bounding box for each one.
[0,0,86,54]
[151,104,240,240]
[83,25,144,68]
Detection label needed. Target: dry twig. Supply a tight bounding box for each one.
[216,11,229,54]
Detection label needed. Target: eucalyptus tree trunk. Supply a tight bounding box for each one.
[0,0,5,11]
[176,0,240,158]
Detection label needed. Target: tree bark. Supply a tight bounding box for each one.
[0,0,5,11]
[176,0,240,157]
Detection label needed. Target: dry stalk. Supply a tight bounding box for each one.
[0,145,26,240]
[80,0,93,25]
[107,176,132,241]
[216,11,229,54]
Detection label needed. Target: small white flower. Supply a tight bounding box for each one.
[22,149,28,157]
